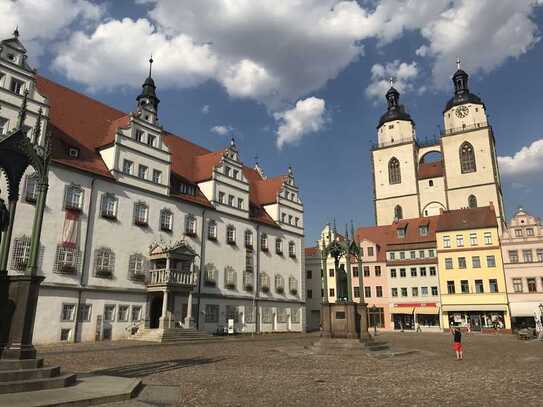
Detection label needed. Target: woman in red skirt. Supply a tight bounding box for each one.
[452,327,463,360]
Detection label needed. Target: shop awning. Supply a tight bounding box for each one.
[442,304,508,312]
[391,304,439,315]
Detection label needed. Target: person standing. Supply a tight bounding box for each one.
[452,327,463,360]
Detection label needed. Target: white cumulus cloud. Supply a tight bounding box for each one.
[274,97,327,149]
[210,125,234,136]
[498,139,543,178]
[201,105,210,114]
[366,60,419,101]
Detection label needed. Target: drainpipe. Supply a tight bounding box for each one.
[196,208,207,330]
[74,177,97,342]
[255,224,261,334]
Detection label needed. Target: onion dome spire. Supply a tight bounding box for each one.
[444,57,483,112]
[136,56,160,111]
[377,77,413,128]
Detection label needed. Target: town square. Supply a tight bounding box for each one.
[0,1,543,406]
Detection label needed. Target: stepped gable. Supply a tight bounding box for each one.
[436,206,497,232]
[36,75,286,226]
[417,161,444,180]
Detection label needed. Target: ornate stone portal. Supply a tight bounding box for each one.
[320,222,371,342]
[145,239,199,330]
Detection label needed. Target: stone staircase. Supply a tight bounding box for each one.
[0,358,76,395]
[129,327,220,343]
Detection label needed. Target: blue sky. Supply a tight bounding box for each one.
[3,0,543,245]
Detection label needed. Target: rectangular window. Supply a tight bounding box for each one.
[364,286,371,298]
[429,267,436,276]
[329,269,334,277]
[419,250,425,258]
[527,278,537,293]
[61,303,76,322]
[78,304,92,322]
[138,165,148,179]
[237,198,243,209]
[509,250,518,263]
[135,129,144,142]
[352,267,359,277]
[306,270,312,279]
[391,288,398,297]
[397,228,406,238]
[489,279,498,293]
[118,305,129,322]
[472,256,481,268]
[160,210,173,231]
[537,249,543,262]
[399,251,405,260]
[10,78,24,94]
[445,258,453,270]
[353,287,360,298]
[131,306,142,321]
[460,280,469,294]
[205,304,219,323]
[421,287,428,296]
[526,228,534,236]
[307,289,313,299]
[262,308,273,323]
[329,288,335,297]
[401,287,408,297]
[410,251,416,259]
[104,304,116,322]
[523,249,533,263]
[376,286,383,297]
[484,232,492,245]
[469,233,478,246]
[367,247,374,256]
[458,257,467,269]
[65,185,83,210]
[152,169,162,184]
[486,255,496,267]
[0,117,8,135]
[389,252,395,260]
[456,235,464,247]
[512,278,523,293]
[122,159,133,175]
[390,269,396,278]
[134,203,148,226]
[363,266,369,277]
[218,191,225,204]
[419,225,428,236]
[375,266,381,276]
[515,229,523,237]
[431,286,438,296]
[245,306,255,323]
[475,279,484,293]
[412,287,418,297]
[60,328,71,341]
[420,267,427,277]
[228,195,235,206]
[447,281,455,294]
[428,249,435,257]
[399,268,406,278]
[147,134,156,147]
[410,268,417,277]
[443,236,450,248]
[233,169,239,179]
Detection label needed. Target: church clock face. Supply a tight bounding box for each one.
[455,105,469,118]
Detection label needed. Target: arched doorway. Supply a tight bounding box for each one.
[149,294,163,329]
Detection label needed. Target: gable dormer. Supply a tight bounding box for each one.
[0,29,49,145]
[265,166,304,234]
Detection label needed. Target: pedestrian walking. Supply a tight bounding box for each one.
[452,327,463,360]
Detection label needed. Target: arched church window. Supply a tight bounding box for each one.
[394,205,403,220]
[459,142,476,173]
[468,195,477,208]
[388,157,401,184]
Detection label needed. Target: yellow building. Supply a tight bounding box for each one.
[436,206,511,333]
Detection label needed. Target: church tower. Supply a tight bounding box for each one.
[371,85,420,225]
[440,60,505,229]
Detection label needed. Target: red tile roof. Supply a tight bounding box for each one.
[436,206,497,232]
[418,161,444,179]
[36,75,287,226]
[355,225,390,262]
[305,246,319,257]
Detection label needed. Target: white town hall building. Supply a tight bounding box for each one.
[0,31,305,344]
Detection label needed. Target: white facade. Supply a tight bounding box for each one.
[0,32,305,344]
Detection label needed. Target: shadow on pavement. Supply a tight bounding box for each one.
[92,356,225,378]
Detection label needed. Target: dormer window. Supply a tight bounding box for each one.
[10,78,24,95]
[7,53,16,62]
[135,129,144,143]
[68,147,80,158]
[419,225,428,236]
[397,227,406,239]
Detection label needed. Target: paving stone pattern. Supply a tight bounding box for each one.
[38,333,543,407]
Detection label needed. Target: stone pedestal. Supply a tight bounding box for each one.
[0,274,44,360]
[321,302,361,339]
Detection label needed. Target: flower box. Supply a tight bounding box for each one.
[276,287,284,294]
[290,288,298,296]
[226,282,236,289]
[261,286,270,293]
[245,284,254,292]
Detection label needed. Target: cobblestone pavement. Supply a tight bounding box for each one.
[37,332,543,407]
